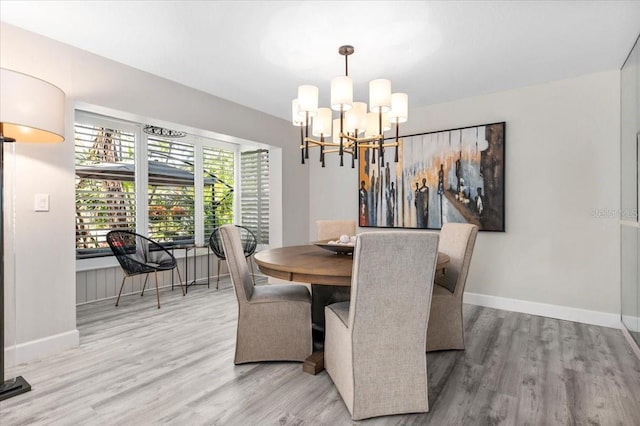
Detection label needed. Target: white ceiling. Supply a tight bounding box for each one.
[1,1,639,122]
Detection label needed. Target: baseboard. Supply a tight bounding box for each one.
[4,329,80,367]
[621,326,640,361]
[463,292,621,329]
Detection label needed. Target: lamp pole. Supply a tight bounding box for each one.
[0,127,31,400]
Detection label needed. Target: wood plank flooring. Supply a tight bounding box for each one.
[1,277,639,425]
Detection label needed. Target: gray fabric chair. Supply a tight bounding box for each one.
[219,224,312,364]
[316,219,356,240]
[427,223,478,352]
[324,231,439,420]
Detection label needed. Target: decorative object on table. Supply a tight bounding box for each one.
[106,230,185,309]
[358,122,505,231]
[219,225,312,364]
[0,68,65,400]
[292,45,408,168]
[209,225,257,289]
[324,231,439,420]
[427,223,478,352]
[313,235,356,255]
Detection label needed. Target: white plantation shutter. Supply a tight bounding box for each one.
[147,137,195,244]
[241,149,269,244]
[75,121,136,258]
[203,145,235,240]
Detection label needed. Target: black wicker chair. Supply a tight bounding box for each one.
[209,225,257,289]
[106,230,185,309]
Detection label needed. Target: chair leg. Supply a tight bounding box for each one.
[216,258,221,290]
[154,271,161,309]
[115,276,127,307]
[140,274,149,297]
[175,266,186,296]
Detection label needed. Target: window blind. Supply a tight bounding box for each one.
[203,145,235,240]
[241,149,269,244]
[147,137,195,244]
[75,122,136,258]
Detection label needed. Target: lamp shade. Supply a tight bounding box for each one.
[332,118,341,144]
[0,68,65,143]
[330,76,353,112]
[365,112,390,137]
[297,85,318,115]
[345,102,367,134]
[369,79,391,113]
[291,99,304,126]
[389,93,408,124]
[312,108,332,137]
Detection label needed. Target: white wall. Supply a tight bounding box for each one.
[310,70,621,322]
[1,22,309,363]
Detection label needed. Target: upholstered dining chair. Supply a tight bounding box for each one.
[219,224,312,364]
[106,230,185,309]
[324,231,439,420]
[209,225,257,289]
[316,219,356,241]
[426,223,478,352]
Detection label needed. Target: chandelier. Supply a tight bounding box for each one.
[292,45,408,168]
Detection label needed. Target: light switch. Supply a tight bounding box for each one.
[34,194,49,212]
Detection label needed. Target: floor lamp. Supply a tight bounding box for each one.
[0,68,65,401]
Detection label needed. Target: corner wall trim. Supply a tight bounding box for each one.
[4,329,80,367]
[463,292,621,329]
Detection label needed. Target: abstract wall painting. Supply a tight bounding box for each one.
[358,122,505,231]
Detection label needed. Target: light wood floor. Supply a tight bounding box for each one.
[2,277,640,425]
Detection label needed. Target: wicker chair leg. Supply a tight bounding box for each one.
[140,274,150,296]
[154,271,161,309]
[115,275,127,307]
[175,266,185,296]
[216,258,221,290]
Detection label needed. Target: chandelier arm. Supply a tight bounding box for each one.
[303,138,345,148]
[378,112,384,162]
[395,124,400,162]
[304,114,309,160]
[339,111,344,158]
[353,131,358,160]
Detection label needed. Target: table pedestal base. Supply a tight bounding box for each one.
[304,284,351,375]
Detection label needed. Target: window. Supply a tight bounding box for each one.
[75,112,268,259]
[75,119,136,258]
[147,136,195,244]
[203,146,234,240]
[241,149,269,244]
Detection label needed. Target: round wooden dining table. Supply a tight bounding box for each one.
[254,244,450,285]
[254,243,450,374]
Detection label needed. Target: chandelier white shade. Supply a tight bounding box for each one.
[292,45,408,167]
[369,79,391,113]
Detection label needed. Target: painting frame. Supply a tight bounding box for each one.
[357,121,505,232]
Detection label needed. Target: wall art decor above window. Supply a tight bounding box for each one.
[358,122,505,231]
